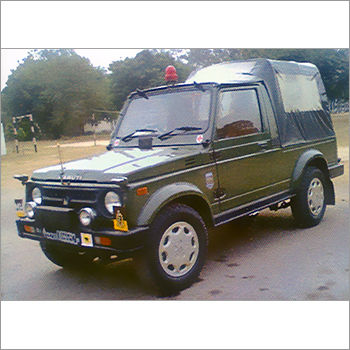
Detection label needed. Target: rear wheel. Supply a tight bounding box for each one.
[291,167,327,227]
[138,203,208,294]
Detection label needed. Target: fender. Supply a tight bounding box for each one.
[291,149,335,205]
[137,182,213,226]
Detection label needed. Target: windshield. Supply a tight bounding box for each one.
[114,89,211,143]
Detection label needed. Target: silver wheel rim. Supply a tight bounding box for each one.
[158,221,199,278]
[307,177,324,216]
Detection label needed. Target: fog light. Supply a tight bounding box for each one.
[79,208,96,226]
[24,202,37,218]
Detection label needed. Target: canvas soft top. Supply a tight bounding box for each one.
[186,59,335,146]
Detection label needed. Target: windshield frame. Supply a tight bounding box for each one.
[110,84,216,148]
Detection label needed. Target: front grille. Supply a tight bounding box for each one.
[41,185,100,209]
[29,183,122,231]
[43,187,96,201]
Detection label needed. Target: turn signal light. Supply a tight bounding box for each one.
[95,236,112,246]
[24,225,35,233]
[136,186,148,196]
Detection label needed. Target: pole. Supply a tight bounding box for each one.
[92,113,96,146]
[28,114,37,152]
[12,117,19,153]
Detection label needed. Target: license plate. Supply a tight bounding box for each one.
[42,229,79,245]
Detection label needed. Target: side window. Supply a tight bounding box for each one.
[216,89,262,139]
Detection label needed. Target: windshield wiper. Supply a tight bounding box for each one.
[158,126,202,141]
[122,128,158,142]
[136,89,149,100]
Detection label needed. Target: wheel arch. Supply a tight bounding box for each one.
[291,149,335,205]
[136,182,214,228]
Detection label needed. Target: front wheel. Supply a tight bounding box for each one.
[139,204,208,293]
[291,166,327,227]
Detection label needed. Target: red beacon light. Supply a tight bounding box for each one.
[165,65,178,84]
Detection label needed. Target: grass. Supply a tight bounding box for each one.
[1,113,348,191]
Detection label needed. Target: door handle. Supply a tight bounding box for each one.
[210,150,222,161]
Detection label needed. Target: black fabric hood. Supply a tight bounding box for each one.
[186,58,335,146]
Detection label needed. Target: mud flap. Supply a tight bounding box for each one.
[325,179,335,205]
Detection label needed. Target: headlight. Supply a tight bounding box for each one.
[32,187,42,204]
[104,191,122,214]
[25,201,37,218]
[79,208,96,226]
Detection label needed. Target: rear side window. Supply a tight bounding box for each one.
[216,89,262,139]
[276,73,322,112]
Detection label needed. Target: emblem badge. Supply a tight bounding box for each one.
[62,175,83,181]
[63,197,70,206]
[205,172,214,189]
[113,209,129,232]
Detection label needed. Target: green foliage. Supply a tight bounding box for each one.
[4,123,15,141]
[109,50,192,109]
[180,49,349,101]
[4,119,40,141]
[16,127,27,141]
[1,49,112,139]
[16,118,32,141]
[1,49,348,140]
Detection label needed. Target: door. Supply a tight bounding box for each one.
[213,86,284,213]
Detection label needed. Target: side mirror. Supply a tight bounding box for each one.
[13,174,29,185]
[202,139,211,148]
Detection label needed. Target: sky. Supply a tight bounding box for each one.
[1,49,142,90]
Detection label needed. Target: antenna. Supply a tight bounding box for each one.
[57,143,65,180]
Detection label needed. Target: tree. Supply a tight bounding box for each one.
[109,50,192,109]
[1,49,112,138]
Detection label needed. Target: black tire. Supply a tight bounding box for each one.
[40,240,95,268]
[139,203,208,294]
[291,166,327,228]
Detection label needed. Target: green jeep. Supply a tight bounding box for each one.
[15,59,344,293]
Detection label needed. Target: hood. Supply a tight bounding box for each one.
[31,146,204,184]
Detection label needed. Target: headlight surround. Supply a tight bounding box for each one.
[25,201,37,218]
[32,187,42,204]
[104,191,122,214]
[79,207,96,226]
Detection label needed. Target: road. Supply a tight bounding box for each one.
[1,165,348,300]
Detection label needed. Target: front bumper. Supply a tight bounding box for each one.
[16,218,149,256]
